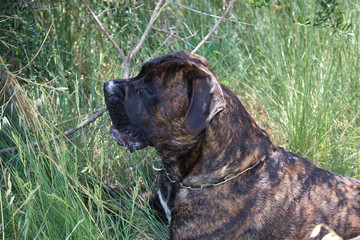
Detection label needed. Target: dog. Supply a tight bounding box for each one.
[104,51,360,240]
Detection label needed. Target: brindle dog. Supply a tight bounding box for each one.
[104,51,360,240]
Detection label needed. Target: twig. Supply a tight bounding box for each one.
[95,1,155,18]
[130,0,137,52]
[128,0,164,60]
[152,27,197,42]
[170,0,253,26]
[80,0,127,61]
[128,0,164,62]
[192,0,237,54]
[0,107,107,155]
[80,0,164,78]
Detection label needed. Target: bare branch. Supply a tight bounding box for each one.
[123,61,131,79]
[80,0,127,61]
[170,0,253,26]
[128,0,165,61]
[0,107,107,155]
[192,0,237,54]
[152,27,197,42]
[96,1,156,18]
[81,0,164,78]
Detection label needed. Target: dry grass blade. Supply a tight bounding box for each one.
[0,56,36,125]
[14,22,53,74]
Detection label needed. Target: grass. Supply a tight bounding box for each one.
[1,1,359,239]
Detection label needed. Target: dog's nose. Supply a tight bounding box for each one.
[104,81,116,98]
[104,79,130,100]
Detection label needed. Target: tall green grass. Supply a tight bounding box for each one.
[1,1,359,239]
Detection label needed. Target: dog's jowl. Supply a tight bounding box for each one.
[104,51,360,240]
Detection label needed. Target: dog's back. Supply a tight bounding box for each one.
[259,148,360,239]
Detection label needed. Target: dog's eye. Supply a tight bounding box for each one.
[136,89,143,95]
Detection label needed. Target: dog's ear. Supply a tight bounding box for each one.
[185,68,226,134]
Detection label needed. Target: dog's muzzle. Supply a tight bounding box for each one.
[104,80,149,152]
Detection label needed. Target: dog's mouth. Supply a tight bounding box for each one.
[110,125,148,152]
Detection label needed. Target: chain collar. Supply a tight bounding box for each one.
[152,159,261,191]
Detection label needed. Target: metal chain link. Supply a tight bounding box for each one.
[152,158,261,191]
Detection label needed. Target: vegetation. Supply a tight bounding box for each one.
[1,0,359,239]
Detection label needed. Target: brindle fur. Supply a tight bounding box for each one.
[104,51,360,240]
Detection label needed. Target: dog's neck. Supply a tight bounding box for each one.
[157,86,274,185]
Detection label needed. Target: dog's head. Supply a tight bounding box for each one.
[104,51,226,152]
